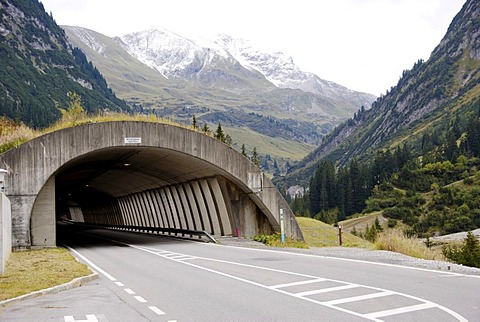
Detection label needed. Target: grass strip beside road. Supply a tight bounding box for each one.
[0,248,91,301]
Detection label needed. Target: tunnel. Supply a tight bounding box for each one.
[0,121,303,248]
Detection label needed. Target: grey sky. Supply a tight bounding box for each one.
[41,0,466,95]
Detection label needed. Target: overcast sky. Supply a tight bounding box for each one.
[41,0,466,96]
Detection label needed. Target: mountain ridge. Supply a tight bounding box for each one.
[0,0,128,128]
[282,0,480,187]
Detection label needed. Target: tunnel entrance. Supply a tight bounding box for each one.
[52,146,274,245]
[0,121,302,249]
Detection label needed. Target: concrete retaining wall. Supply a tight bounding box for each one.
[0,193,11,273]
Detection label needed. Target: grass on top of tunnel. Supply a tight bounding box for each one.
[0,248,91,301]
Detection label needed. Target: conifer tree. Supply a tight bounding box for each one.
[215,123,225,142]
[192,115,198,129]
[252,147,260,166]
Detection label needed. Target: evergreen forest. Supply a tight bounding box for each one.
[290,101,480,238]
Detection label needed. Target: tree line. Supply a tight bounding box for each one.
[291,101,480,236]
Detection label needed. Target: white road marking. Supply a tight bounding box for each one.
[365,303,437,319]
[124,288,135,295]
[323,290,394,305]
[270,278,326,289]
[134,296,147,303]
[65,246,116,281]
[212,243,479,279]
[176,256,197,261]
[67,246,169,319]
[295,284,358,297]
[129,243,468,322]
[149,306,166,315]
[64,314,98,322]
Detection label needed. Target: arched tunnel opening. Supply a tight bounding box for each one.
[53,146,275,245]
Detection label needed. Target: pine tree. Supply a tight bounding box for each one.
[192,115,198,129]
[202,123,209,133]
[252,147,260,166]
[215,123,225,142]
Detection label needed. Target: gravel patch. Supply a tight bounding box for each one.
[217,237,480,277]
[430,228,480,242]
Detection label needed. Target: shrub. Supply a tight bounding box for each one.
[387,218,398,228]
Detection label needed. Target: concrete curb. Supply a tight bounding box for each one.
[0,272,98,307]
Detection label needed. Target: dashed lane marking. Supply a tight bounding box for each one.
[149,306,166,315]
[134,296,147,303]
[66,245,170,320]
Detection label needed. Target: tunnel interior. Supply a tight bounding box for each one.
[53,146,274,244]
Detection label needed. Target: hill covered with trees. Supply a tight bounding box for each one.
[0,0,128,128]
[286,0,480,238]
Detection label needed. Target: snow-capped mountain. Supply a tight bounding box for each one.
[211,34,363,101]
[62,25,376,163]
[118,28,374,105]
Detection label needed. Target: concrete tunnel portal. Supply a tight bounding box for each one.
[0,121,303,248]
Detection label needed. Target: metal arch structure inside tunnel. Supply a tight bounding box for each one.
[0,121,303,248]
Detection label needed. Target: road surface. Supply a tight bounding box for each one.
[1,229,479,321]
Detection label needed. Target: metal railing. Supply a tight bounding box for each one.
[59,220,218,243]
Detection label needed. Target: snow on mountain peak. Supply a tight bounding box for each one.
[121,28,215,78]
[66,26,106,55]
[117,28,373,103]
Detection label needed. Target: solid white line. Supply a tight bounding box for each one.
[209,243,479,278]
[115,281,124,287]
[124,288,135,295]
[65,246,116,281]
[134,295,147,303]
[114,240,469,321]
[270,278,326,289]
[323,291,394,305]
[295,284,358,297]
[149,306,166,315]
[365,303,436,319]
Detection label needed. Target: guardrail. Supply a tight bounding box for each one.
[59,220,218,243]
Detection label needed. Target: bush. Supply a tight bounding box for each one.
[253,233,308,248]
[387,218,398,228]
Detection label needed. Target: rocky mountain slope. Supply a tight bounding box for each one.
[63,26,375,161]
[0,0,128,128]
[283,0,480,187]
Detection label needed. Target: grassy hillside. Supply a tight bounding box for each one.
[296,217,371,248]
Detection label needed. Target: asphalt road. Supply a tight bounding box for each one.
[1,229,479,321]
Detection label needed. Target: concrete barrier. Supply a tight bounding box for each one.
[0,192,12,273]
